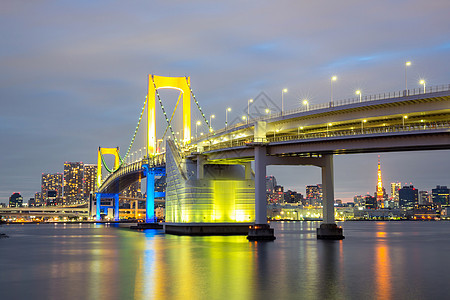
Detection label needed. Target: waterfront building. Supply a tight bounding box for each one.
[28,198,35,207]
[284,190,304,204]
[399,185,418,210]
[274,185,284,203]
[9,192,23,208]
[432,185,449,206]
[63,162,85,205]
[34,192,43,206]
[418,190,430,205]
[84,164,97,201]
[41,173,63,205]
[353,195,364,207]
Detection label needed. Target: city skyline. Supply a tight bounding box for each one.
[1,1,449,203]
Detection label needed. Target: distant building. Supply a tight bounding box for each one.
[418,190,430,205]
[306,184,322,206]
[432,185,449,206]
[399,185,418,210]
[122,180,142,198]
[28,198,35,207]
[364,195,377,210]
[84,164,97,200]
[63,162,85,205]
[41,173,63,205]
[391,182,401,201]
[9,192,23,208]
[284,190,303,204]
[273,185,284,203]
[34,192,43,206]
[266,176,277,193]
[353,195,364,207]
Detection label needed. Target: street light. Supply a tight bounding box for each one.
[331,76,337,106]
[405,61,411,92]
[326,123,332,136]
[274,129,279,138]
[196,120,201,138]
[419,79,426,93]
[209,115,215,132]
[225,107,231,128]
[361,119,367,134]
[302,99,309,111]
[242,115,247,122]
[281,89,288,115]
[247,99,253,123]
[403,115,408,129]
[355,90,362,102]
[297,126,304,139]
[265,108,270,115]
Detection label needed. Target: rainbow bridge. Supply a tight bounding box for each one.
[96,75,450,240]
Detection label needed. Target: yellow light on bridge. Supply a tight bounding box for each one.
[227,107,231,112]
[265,108,270,114]
[331,76,337,81]
[196,121,201,126]
[404,115,408,119]
[405,61,411,66]
[363,119,367,123]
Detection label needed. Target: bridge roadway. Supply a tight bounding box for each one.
[98,85,450,239]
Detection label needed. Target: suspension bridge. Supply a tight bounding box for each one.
[96,75,450,240]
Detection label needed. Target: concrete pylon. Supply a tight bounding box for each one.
[247,145,276,241]
[317,154,344,240]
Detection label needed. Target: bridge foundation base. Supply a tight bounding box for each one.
[317,223,345,240]
[247,224,276,241]
[164,223,251,235]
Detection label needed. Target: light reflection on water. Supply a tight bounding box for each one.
[2,221,450,299]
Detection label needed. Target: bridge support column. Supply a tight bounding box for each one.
[317,154,344,240]
[96,193,101,221]
[197,155,205,180]
[247,145,275,241]
[146,169,155,223]
[244,162,252,180]
[114,194,119,221]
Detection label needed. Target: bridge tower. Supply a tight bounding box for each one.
[147,75,191,155]
[96,147,121,221]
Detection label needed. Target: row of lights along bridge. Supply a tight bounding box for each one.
[191,61,427,134]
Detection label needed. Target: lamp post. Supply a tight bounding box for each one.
[302,99,309,111]
[225,107,231,128]
[356,90,362,102]
[403,115,408,129]
[265,108,270,115]
[281,89,287,115]
[331,76,337,106]
[361,119,367,134]
[326,123,332,137]
[209,115,215,132]
[405,61,411,92]
[242,115,247,123]
[297,126,303,139]
[196,120,201,138]
[420,79,426,93]
[247,99,253,124]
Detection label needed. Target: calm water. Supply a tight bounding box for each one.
[1,221,450,300]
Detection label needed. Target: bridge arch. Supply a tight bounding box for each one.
[147,75,191,155]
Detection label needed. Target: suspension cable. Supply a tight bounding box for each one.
[122,96,147,163]
[186,76,212,132]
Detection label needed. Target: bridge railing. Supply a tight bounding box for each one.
[192,83,450,145]
[201,121,450,152]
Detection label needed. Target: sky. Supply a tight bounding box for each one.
[1,0,449,203]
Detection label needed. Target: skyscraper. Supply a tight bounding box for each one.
[84,164,97,200]
[266,176,277,193]
[63,162,85,205]
[391,182,401,202]
[41,173,63,205]
[399,185,418,210]
[432,186,449,205]
[306,184,323,206]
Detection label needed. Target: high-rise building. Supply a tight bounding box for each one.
[432,186,449,206]
[391,182,401,202]
[41,173,63,205]
[399,185,418,210]
[306,184,322,206]
[84,164,97,200]
[274,185,284,203]
[63,162,85,205]
[266,176,277,193]
[418,191,430,205]
[9,192,23,208]
[34,192,43,206]
[354,195,364,207]
[365,194,377,209]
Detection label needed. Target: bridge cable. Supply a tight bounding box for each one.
[152,75,179,145]
[185,77,212,132]
[122,96,147,163]
[161,91,183,141]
